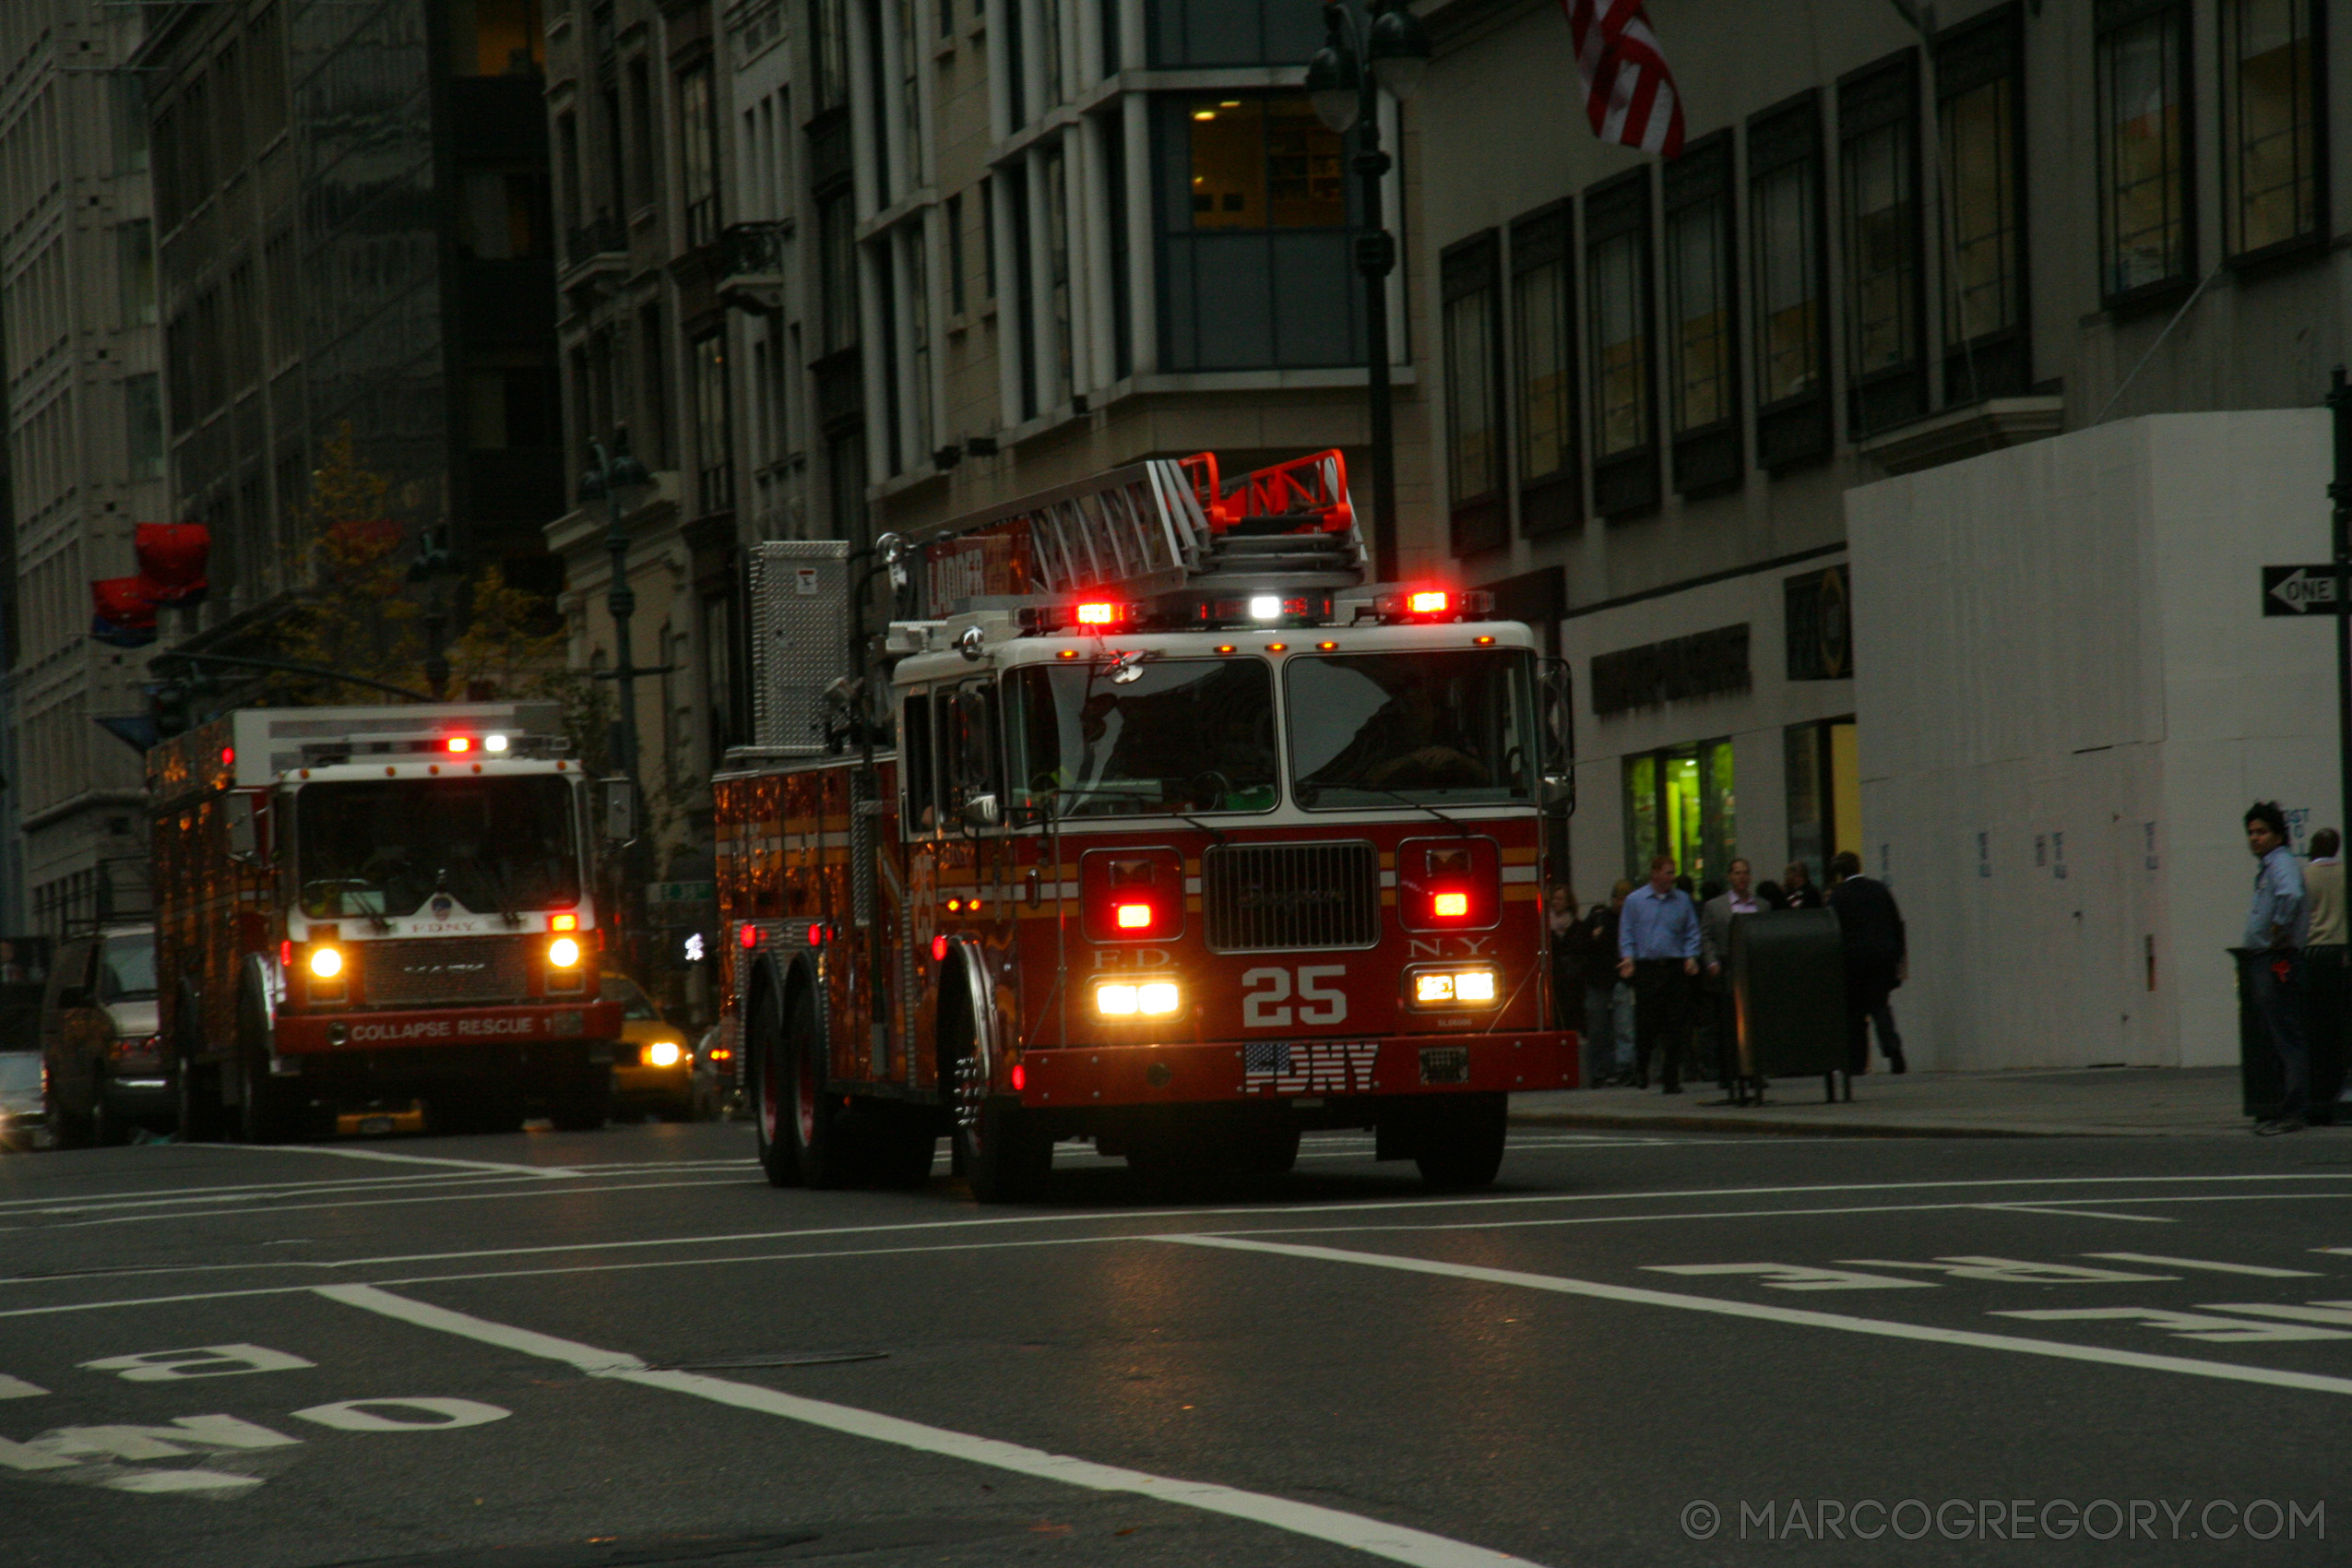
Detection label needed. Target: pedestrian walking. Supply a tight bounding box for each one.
[1702,859,1762,1094]
[1582,882,1635,1086]
[2304,829,2344,945]
[1618,856,1700,1094]
[1827,849,1907,1075]
[2242,802,2311,1135]
[1779,861,1824,909]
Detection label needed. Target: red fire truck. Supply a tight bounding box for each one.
[151,704,624,1141]
[714,449,1576,1201]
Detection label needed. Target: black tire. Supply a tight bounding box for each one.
[1414,1092,1508,1188]
[749,985,802,1187]
[958,1060,1051,1203]
[785,984,858,1188]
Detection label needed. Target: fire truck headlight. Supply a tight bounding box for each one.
[1408,966,1499,1008]
[1095,983,1139,1016]
[1136,981,1181,1016]
[307,945,344,980]
[548,936,583,969]
[484,733,509,753]
[646,1039,683,1067]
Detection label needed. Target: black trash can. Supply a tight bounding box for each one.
[2239,945,2347,1125]
[1731,909,1847,1099]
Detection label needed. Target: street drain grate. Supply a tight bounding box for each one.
[647,1350,887,1371]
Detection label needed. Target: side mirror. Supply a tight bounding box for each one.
[602,777,638,842]
[225,792,264,864]
[961,792,1002,829]
[1538,773,1575,814]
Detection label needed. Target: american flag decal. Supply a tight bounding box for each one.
[1244,1039,1381,1095]
[1563,0,1686,160]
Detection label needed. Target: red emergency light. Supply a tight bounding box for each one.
[446,737,471,754]
[740,925,760,950]
[1410,590,1450,615]
[1114,902,1155,930]
[1075,600,1124,626]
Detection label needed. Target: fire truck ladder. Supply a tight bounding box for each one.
[933,448,1366,607]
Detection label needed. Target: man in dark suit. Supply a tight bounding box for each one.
[1828,849,1907,1075]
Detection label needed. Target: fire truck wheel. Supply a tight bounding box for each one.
[1413,1092,1508,1188]
[749,984,802,1187]
[957,1063,1051,1203]
[547,1073,612,1132]
[785,986,858,1189]
[1232,1118,1301,1178]
[175,1051,226,1144]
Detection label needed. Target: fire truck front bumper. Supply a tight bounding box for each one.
[1016,1030,1576,1110]
[276,1001,624,1057]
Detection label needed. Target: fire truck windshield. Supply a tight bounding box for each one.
[1288,649,1537,808]
[294,777,583,920]
[1005,659,1278,816]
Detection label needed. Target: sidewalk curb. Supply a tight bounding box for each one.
[1506,1108,2210,1139]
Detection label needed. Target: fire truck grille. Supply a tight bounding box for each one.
[364,939,531,1007]
[1202,840,1380,953]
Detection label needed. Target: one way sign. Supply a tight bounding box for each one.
[2264,565,2349,615]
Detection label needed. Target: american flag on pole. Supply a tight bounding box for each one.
[1563,0,1686,160]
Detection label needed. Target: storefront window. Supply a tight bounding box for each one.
[1621,739,1735,888]
[1785,717,1859,886]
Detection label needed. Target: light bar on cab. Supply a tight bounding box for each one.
[1369,588,1495,624]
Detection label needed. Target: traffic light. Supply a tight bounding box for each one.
[150,677,194,740]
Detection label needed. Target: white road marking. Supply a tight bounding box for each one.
[2088,1253,2322,1277]
[1992,1308,2352,1344]
[315,1284,1541,1568]
[1644,1264,1936,1291]
[2199,1301,2352,1327]
[0,1375,46,1398]
[81,1345,315,1381]
[34,1176,754,1231]
[1835,1257,2175,1284]
[1977,1204,2175,1223]
[186,1145,580,1177]
[290,1398,510,1431]
[1157,1234,2352,1399]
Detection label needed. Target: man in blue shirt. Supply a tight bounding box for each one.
[2243,802,2311,1135]
[1618,854,1701,1093]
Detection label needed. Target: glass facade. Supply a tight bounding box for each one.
[1622,741,1736,888]
[2098,4,2190,299]
[2221,0,2321,257]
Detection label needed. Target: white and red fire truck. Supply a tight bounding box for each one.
[151,704,624,1140]
[714,448,1577,1201]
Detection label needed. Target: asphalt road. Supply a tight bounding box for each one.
[4,1117,2350,1566]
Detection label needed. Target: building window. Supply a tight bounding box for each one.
[1748,90,1828,470]
[1510,203,1578,536]
[679,63,719,248]
[116,220,155,327]
[1147,0,1324,68]
[1937,4,2027,400]
[2097,0,2191,303]
[1584,168,1656,517]
[1622,740,1736,888]
[946,192,966,315]
[814,0,849,112]
[980,176,995,297]
[1157,96,1357,372]
[817,190,858,355]
[1663,132,1737,495]
[1840,53,1924,436]
[1784,717,1858,889]
[2221,0,2322,259]
[556,111,582,231]
[637,303,668,468]
[626,57,656,212]
[449,0,544,76]
[694,333,731,514]
[1442,232,1503,555]
[125,374,163,481]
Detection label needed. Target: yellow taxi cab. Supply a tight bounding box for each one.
[604,973,695,1120]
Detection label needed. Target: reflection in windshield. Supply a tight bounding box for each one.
[1005,659,1278,816]
[296,778,582,920]
[1288,650,1536,808]
[100,934,157,1002]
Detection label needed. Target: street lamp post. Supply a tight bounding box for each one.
[405,525,460,699]
[1306,0,1430,585]
[578,429,655,778]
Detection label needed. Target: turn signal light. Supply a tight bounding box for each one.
[1431,892,1469,920]
[548,936,583,969]
[551,913,577,932]
[1115,902,1153,930]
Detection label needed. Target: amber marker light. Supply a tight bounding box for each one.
[1474,635,1496,646]
[1316,640,1337,651]
[1057,648,1079,659]
[551,913,577,932]
[1215,644,1236,654]
[1265,642,1289,653]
